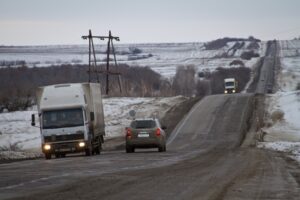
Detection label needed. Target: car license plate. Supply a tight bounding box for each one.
[138,132,149,138]
[58,148,70,152]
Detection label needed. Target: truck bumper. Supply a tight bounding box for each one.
[42,141,86,154]
[224,89,236,94]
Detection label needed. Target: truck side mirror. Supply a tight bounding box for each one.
[90,112,95,121]
[31,114,36,126]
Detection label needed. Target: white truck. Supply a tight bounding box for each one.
[31,83,105,159]
[224,78,238,94]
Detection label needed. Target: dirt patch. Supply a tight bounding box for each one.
[242,94,266,147]
[270,109,284,123]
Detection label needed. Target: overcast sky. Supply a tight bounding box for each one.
[0,0,300,45]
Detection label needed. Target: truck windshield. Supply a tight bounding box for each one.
[225,82,234,87]
[43,108,84,129]
[130,120,156,129]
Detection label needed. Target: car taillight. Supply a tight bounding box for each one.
[156,128,161,136]
[126,128,132,137]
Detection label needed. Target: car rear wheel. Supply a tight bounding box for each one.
[159,145,166,152]
[126,145,134,153]
[163,145,167,152]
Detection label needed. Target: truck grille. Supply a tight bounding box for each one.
[44,133,84,142]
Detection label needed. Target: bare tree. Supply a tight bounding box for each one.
[172,65,196,96]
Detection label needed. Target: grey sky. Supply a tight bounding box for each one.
[0,0,300,45]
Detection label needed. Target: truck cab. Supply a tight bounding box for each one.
[224,78,238,94]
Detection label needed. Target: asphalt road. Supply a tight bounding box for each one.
[0,41,299,200]
[1,93,299,200]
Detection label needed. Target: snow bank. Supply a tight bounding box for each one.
[279,57,300,91]
[0,110,40,152]
[257,142,300,163]
[260,40,300,163]
[0,151,42,160]
[0,96,186,159]
[264,91,300,142]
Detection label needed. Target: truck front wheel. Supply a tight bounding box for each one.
[45,153,51,159]
[94,144,101,155]
[85,146,92,156]
[85,140,93,156]
[94,137,102,155]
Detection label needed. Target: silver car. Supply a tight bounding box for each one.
[125,118,167,153]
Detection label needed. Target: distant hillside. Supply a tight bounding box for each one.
[204,36,261,50]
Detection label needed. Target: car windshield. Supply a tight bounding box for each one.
[130,120,156,129]
[43,108,84,129]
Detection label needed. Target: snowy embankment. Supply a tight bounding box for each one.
[258,40,300,163]
[0,96,186,160]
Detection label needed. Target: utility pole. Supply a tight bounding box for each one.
[82,30,99,82]
[82,30,122,95]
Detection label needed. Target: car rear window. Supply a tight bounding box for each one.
[130,120,156,129]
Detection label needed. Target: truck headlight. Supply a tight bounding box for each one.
[224,90,228,94]
[232,90,236,93]
[79,142,85,147]
[44,144,51,150]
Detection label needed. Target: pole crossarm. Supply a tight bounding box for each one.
[82,35,119,41]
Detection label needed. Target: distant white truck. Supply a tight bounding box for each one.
[31,83,105,159]
[224,78,238,94]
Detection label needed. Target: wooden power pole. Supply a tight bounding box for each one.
[82,30,122,95]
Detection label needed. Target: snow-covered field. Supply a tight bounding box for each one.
[0,96,186,159]
[0,42,262,78]
[258,40,300,163]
